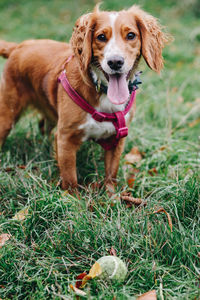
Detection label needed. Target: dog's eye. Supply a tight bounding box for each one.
[126,32,136,40]
[97,34,107,42]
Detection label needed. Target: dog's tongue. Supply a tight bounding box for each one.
[107,73,129,105]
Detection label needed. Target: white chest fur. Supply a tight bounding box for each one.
[79,94,130,142]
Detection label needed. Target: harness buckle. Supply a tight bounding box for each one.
[116,127,128,139]
[92,111,106,122]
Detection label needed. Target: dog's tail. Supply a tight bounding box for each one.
[0,40,18,58]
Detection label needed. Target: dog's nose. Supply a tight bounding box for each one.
[107,56,124,71]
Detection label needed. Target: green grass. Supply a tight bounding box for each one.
[0,0,200,299]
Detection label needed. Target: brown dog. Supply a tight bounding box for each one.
[0,5,169,191]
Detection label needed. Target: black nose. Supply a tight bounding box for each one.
[107,55,124,71]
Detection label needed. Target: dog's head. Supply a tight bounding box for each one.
[70,5,170,105]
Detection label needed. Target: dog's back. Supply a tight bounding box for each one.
[0,40,18,58]
[0,39,72,147]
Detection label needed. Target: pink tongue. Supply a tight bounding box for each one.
[107,74,129,105]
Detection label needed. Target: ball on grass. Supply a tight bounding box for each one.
[96,256,127,282]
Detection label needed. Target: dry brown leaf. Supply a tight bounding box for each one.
[159,145,168,151]
[88,262,102,278]
[121,192,147,207]
[137,290,157,300]
[81,262,102,288]
[69,284,87,296]
[127,176,135,188]
[186,102,193,108]
[75,272,87,289]
[188,117,200,128]
[12,208,29,221]
[0,233,11,248]
[109,246,117,256]
[171,86,178,93]
[124,147,143,165]
[154,208,173,232]
[195,98,200,104]
[18,165,26,170]
[194,46,200,55]
[123,165,139,188]
[80,275,92,289]
[148,168,158,176]
[4,167,14,172]
[177,96,184,103]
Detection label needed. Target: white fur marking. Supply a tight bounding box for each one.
[79,94,130,142]
[100,12,132,75]
[101,13,125,74]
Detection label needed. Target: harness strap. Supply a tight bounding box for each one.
[58,60,138,150]
[58,71,96,116]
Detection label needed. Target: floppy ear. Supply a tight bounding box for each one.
[129,5,171,73]
[70,13,96,80]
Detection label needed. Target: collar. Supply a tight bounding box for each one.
[58,58,142,150]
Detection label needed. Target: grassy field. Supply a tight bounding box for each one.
[0,0,199,299]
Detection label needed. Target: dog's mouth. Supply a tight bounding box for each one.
[91,59,132,105]
[103,71,130,105]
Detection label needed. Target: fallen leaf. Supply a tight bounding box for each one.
[3,165,27,172]
[188,117,200,128]
[18,165,26,170]
[80,275,92,288]
[195,98,200,104]
[171,86,178,93]
[12,207,29,221]
[194,46,200,55]
[186,102,193,108]
[123,166,140,188]
[69,284,87,296]
[177,96,184,103]
[127,176,135,188]
[75,272,87,289]
[81,262,102,288]
[0,233,11,248]
[124,147,143,165]
[159,145,168,151]
[137,290,157,300]
[109,246,117,256]
[88,262,102,278]
[4,167,14,172]
[154,208,173,232]
[121,192,147,207]
[148,168,158,176]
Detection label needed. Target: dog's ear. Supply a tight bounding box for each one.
[70,12,96,79]
[129,5,171,73]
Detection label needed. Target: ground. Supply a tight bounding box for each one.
[0,0,199,299]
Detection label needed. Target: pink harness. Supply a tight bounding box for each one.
[58,59,137,151]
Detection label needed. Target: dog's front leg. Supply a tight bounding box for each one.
[104,138,126,193]
[57,129,81,191]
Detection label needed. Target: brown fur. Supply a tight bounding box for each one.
[0,5,170,191]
